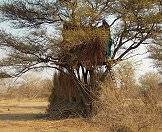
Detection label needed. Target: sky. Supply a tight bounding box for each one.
[128,46,158,78]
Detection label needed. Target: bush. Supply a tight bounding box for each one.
[0,74,52,100]
[92,62,161,132]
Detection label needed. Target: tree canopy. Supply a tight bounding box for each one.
[0,0,161,77]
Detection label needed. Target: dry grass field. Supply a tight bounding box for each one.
[0,99,102,132]
[0,67,162,132]
[0,99,161,132]
[0,77,103,132]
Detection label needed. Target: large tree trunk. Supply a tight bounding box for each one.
[47,70,92,118]
[47,72,82,118]
[47,63,114,119]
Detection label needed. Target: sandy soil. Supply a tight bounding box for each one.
[1,99,162,132]
[0,99,101,132]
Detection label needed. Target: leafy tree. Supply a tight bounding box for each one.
[0,0,161,117]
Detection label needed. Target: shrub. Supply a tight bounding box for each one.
[0,74,52,100]
[92,62,161,132]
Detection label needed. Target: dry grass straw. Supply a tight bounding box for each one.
[62,23,110,50]
[62,25,109,49]
[92,62,161,132]
[0,75,52,100]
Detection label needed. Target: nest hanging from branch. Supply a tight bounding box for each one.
[59,21,110,69]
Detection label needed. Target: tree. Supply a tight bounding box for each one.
[0,0,161,118]
[149,41,162,71]
[147,0,162,71]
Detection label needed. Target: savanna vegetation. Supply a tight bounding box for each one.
[0,0,162,132]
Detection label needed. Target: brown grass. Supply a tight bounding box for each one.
[0,62,161,132]
[92,61,161,132]
[0,75,52,100]
[0,99,102,132]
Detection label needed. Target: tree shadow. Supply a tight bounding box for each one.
[0,105,49,121]
[0,113,49,121]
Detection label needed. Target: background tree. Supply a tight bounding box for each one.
[0,0,161,118]
[148,38,162,73]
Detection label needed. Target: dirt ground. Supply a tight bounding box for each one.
[1,99,162,132]
[0,99,102,132]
